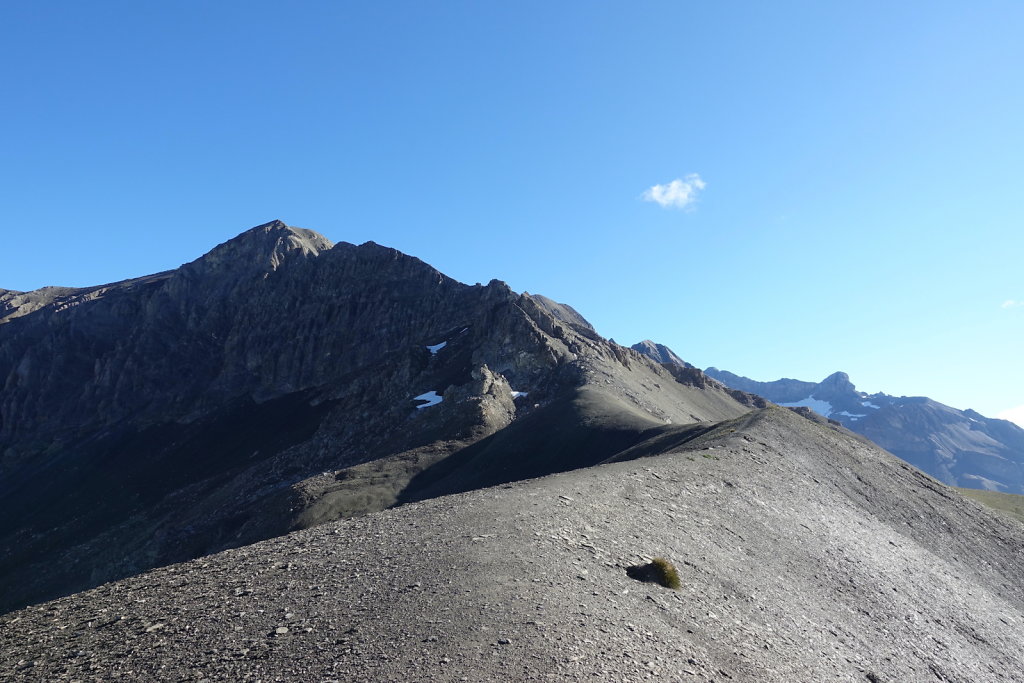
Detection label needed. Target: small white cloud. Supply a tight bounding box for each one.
[996,404,1024,428]
[642,174,706,210]
[1001,300,1024,309]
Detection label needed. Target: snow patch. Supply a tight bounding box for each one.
[413,391,443,409]
[836,410,867,419]
[780,397,833,418]
[511,389,528,399]
[425,341,447,354]
[861,401,881,409]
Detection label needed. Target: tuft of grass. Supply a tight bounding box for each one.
[626,557,683,590]
[651,557,681,590]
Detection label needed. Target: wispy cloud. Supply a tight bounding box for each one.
[997,405,1024,428]
[1001,300,1024,309]
[642,174,706,210]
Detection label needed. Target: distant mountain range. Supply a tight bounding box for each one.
[637,343,1024,494]
[702,368,1024,494]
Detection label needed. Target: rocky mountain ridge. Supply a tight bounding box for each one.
[0,221,758,614]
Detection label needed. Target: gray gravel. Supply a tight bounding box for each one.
[3,407,1023,682]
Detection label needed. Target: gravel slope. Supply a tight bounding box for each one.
[3,407,1023,682]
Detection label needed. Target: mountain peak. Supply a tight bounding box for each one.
[239,220,333,255]
[524,294,596,334]
[818,371,855,394]
[630,340,691,368]
[185,221,333,278]
[254,218,289,230]
[822,370,850,382]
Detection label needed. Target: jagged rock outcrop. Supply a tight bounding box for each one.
[0,221,755,613]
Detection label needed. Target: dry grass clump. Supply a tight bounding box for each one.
[626,557,681,590]
[651,557,681,589]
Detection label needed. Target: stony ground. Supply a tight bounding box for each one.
[3,407,1023,682]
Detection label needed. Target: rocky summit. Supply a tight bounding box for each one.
[1,222,1023,682]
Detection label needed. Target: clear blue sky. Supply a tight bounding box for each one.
[3,1,1023,422]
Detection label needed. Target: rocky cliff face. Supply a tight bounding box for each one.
[0,221,755,613]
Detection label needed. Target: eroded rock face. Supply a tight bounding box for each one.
[0,221,753,613]
[2,222,473,452]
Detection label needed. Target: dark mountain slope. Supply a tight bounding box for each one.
[3,406,1022,682]
[0,222,755,613]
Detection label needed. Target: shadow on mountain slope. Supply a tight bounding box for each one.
[0,391,336,612]
[397,387,679,503]
[397,382,774,505]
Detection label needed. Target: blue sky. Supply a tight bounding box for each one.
[3,1,1023,422]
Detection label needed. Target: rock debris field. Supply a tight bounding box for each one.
[3,408,1024,682]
